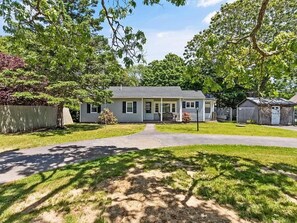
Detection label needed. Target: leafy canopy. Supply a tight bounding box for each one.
[185,0,297,98]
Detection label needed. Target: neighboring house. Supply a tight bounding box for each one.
[290,93,297,103]
[80,86,215,123]
[237,97,296,125]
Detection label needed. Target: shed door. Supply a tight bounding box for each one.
[271,106,280,125]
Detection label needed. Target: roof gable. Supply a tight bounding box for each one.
[243,97,297,106]
[290,93,297,103]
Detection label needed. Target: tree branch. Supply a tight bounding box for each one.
[230,0,282,58]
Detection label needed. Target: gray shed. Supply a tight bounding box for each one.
[237,97,296,125]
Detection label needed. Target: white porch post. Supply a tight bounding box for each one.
[210,101,215,120]
[202,100,205,122]
[160,98,163,122]
[141,98,144,122]
[179,98,182,122]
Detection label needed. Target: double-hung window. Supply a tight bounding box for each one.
[126,101,133,113]
[186,101,195,109]
[91,105,98,113]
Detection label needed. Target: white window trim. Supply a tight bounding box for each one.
[91,104,98,113]
[186,101,195,109]
[126,101,133,114]
[159,102,177,113]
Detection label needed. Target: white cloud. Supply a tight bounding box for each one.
[197,0,236,7]
[143,28,199,63]
[202,11,217,24]
[197,0,223,7]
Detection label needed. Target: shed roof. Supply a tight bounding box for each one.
[244,97,296,106]
[109,86,184,98]
[290,93,297,103]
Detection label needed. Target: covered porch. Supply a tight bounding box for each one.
[141,98,183,122]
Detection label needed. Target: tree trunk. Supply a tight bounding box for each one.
[56,103,64,128]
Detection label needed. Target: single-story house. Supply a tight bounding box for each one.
[237,97,296,125]
[80,86,215,123]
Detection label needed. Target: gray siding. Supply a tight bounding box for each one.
[80,99,142,123]
[238,107,259,123]
[105,99,142,122]
[80,103,100,123]
[182,99,204,121]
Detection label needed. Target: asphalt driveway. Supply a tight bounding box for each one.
[1,124,297,183]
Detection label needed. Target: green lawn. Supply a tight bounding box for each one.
[156,122,297,138]
[1,145,296,223]
[0,123,145,152]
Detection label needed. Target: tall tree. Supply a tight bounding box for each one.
[185,0,297,99]
[141,53,186,87]
[0,0,113,127]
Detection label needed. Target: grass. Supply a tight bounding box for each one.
[156,122,297,138]
[0,145,296,222]
[0,123,145,152]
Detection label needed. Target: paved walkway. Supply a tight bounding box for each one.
[1,124,297,183]
[266,125,297,132]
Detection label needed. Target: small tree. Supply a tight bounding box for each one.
[182,112,191,123]
[99,108,118,125]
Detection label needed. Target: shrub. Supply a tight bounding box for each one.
[99,108,118,125]
[182,112,191,123]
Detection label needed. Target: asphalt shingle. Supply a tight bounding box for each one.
[247,97,296,106]
[109,86,184,98]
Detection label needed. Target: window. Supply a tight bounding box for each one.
[162,103,171,113]
[91,105,98,113]
[205,102,211,113]
[126,102,133,113]
[161,102,177,113]
[146,102,152,113]
[186,101,195,109]
[154,103,160,113]
[172,103,176,112]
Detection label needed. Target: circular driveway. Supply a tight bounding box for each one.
[1,124,296,183]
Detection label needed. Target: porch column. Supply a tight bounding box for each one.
[202,100,205,122]
[210,101,214,120]
[179,98,182,122]
[160,98,163,122]
[141,98,144,122]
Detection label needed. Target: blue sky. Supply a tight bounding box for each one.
[0,0,234,62]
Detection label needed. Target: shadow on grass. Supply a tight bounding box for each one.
[1,149,297,222]
[32,124,104,137]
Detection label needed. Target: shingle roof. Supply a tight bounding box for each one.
[109,86,208,99]
[109,86,184,98]
[246,97,296,106]
[290,93,297,103]
[182,90,205,99]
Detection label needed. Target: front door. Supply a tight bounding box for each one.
[271,106,280,125]
[144,100,153,121]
